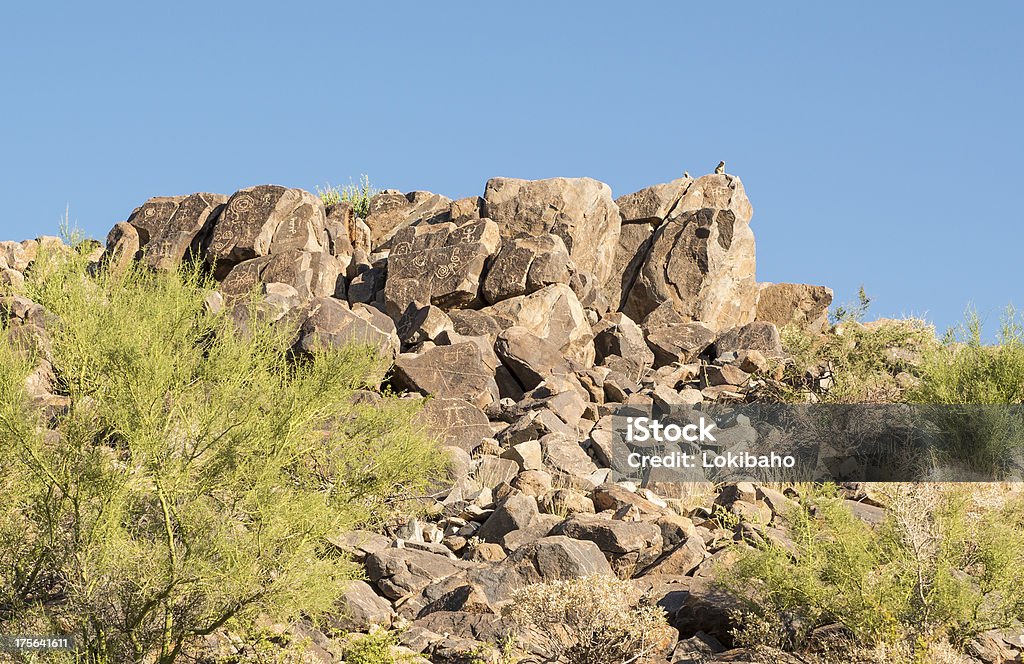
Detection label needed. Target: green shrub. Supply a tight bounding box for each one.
[342,628,408,664]
[0,247,444,663]
[907,308,1024,476]
[317,174,377,218]
[782,318,936,403]
[911,307,1024,405]
[721,484,1024,660]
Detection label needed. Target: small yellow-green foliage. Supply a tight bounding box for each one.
[911,307,1024,405]
[504,576,673,664]
[343,627,420,664]
[317,174,377,218]
[782,318,936,403]
[0,246,444,663]
[906,308,1024,476]
[721,484,1024,661]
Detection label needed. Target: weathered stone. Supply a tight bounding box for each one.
[125,193,227,270]
[396,304,454,346]
[645,322,716,368]
[103,222,141,272]
[477,457,520,488]
[220,250,344,301]
[713,321,783,358]
[483,284,594,367]
[347,264,386,305]
[592,483,670,516]
[365,548,468,601]
[511,470,553,497]
[392,343,499,409]
[542,434,598,478]
[642,536,707,576]
[510,535,614,580]
[418,398,491,453]
[494,326,573,390]
[756,282,833,334]
[449,196,483,223]
[481,234,571,304]
[703,364,751,388]
[593,312,654,381]
[365,189,452,249]
[323,201,357,259]
[482,177,621,286]
[553,514,662,555]
[539,489,595,516]
[500,440,543,471]
[605,222,655,311]
[476,493,538,543]
[205,185,326,271]
[447,309,502,339]
[331,580,395,631]
[623,175,756,332]
[384,219,501,317]
[615,177,692,224]
[296,296,400,361]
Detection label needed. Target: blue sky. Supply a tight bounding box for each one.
[2,2,1021,336]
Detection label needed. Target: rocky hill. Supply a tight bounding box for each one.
[1,173,1021,664]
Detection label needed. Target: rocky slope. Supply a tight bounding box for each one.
[2,172,1020,664]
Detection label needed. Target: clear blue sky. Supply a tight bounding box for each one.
[2,2,1021,337]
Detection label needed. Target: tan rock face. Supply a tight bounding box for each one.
[481,234,572,305]
[219,249,345,302]
[483,283,595,368]
[123,193,227,270]
[624,174,756,332]
[384,218,502,317]
[365,190,452,249]
[205,185,326,271]
[756,282,833,334]
[482,177,621,287]
[615,176,692,224]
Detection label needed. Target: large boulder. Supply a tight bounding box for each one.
[604,222,655,311]
[509,535,614,581]
[483,284,595,367]
[755,282,833,334]
[365,548,468,601]
[364,190,452,249]
[481,234,572,304]
[615,177,692,225]
[296,296,400,362]
[417,398,491,453]
[482,177,621,286]
[645,322,716,368]
[205,185,326,273]
[592,312,654,380]
[712,321,783,358]
[494,326,574,390]
[392,342,499,409]
[123,193,227,270]
[219,249,345,301]
[624,175,756,332]
[384,218,501,317]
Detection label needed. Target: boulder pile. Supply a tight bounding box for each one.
[4,172,1018,663]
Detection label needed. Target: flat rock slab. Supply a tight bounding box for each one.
[418,398,491,453]
[384,219,501,317]
[392,342,499,409]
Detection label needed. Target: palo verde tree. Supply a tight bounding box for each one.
[0,246,444,663]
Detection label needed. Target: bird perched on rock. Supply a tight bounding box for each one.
[715,161,725,174]
[683,171,690,178]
